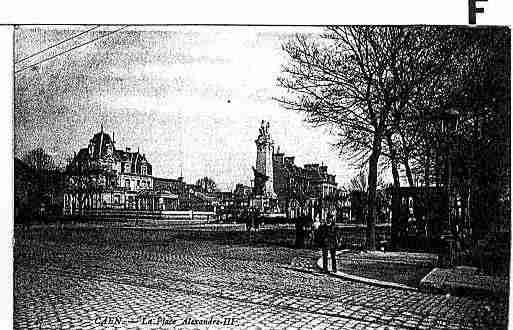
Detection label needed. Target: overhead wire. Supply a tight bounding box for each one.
[15,25,101,64]
[15,25,129,74]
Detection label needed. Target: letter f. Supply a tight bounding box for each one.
[469,0,488,24]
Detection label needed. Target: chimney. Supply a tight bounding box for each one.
[285,156,295,164]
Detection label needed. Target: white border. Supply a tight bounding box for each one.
[0,0,512,328]
[0,0,511,26]
[0,26,13,329]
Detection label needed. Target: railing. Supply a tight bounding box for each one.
[63,208,216,221]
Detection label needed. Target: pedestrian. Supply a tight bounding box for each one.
[295,215,305,249]
[326,214,338,273]
[295,208,308,249]
[245,209,253,232]
[317,219,329,273]
[304,215,314,248]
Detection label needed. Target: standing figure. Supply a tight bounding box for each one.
[326,214,338,273]
[295,215,305,249]
[317,220,329,273]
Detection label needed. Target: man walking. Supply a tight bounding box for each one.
[326,214,338,273]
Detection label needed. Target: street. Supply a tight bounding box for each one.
[14,227,508,329]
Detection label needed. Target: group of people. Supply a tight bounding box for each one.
[296,212,338,273]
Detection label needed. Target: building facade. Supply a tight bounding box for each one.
[273,153,339,219]
[63,128,180,214]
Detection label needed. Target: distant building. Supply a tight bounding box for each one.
[251,121,340,219]
[215,191,234,210]
[63,127,182,214]
[234,184,252,201]
[153,177,186,210]
[273,152,339,219]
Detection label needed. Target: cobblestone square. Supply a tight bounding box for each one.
[14,227,508,329]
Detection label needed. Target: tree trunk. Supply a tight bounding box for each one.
[386,135,401,250]
[367,134,382,250]
[403,158,414,187]
[386,135,400,189]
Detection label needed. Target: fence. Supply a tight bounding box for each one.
[61,209,216,222]
[336,223,391,249]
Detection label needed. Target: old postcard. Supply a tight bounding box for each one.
[8,3,512,329]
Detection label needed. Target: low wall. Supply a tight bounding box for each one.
[336,223,391,249]
[62,209,216,222]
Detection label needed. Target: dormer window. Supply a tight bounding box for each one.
[123,163,130,173]
[141,165,146,175]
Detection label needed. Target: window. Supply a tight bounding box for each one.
[141,166,146,175]
[114,195,120,204]
[125,179,130,189]
[124,163,130,173]
[137,180,140,187]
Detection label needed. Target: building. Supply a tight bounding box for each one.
[234,184,252,202]
[251,121,340,219]
[152,177,186,210]
[63,127,181,214]
[273,153,339,219]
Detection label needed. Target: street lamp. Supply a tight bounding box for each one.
[440,108,459,225]
[439,108,460,265]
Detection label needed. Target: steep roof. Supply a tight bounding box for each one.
[113,149,151,175]
[89,131,113,159]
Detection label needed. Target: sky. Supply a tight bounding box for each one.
[14,25,357,191]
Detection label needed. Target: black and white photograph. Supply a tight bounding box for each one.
[11,23,510,329]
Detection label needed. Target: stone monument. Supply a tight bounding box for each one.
[251,120,278,212]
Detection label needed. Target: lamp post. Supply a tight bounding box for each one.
[441,109,459,232]
[439,108,460,265]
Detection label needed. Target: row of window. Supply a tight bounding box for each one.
[120,163,147,175]
[123,179,151,189]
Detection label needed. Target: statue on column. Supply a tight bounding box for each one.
[259,120,266,138]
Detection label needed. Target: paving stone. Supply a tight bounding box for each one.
[13,229,509,329]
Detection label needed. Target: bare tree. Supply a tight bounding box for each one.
[346,168,385,193]
[22,148,55,172]
[277,27,425,248]
[277,26,467,249]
